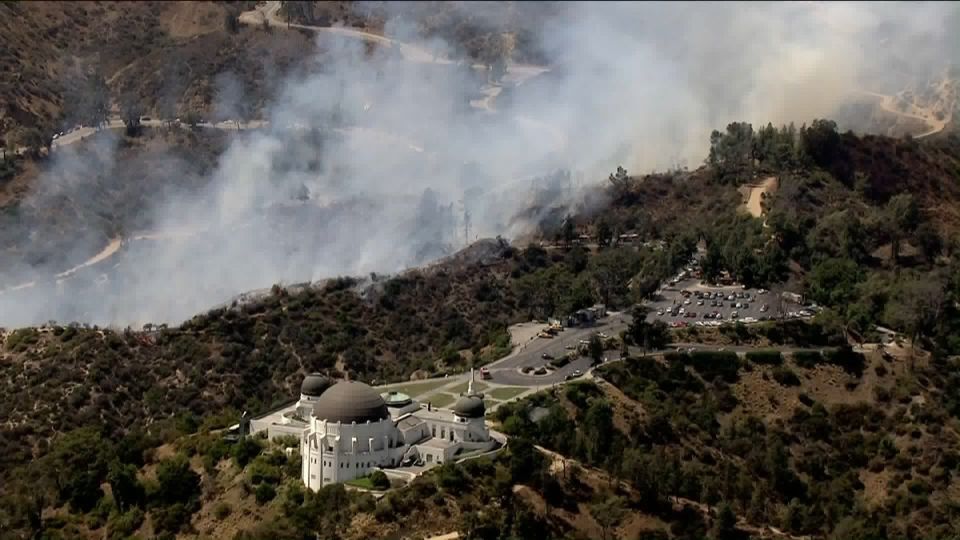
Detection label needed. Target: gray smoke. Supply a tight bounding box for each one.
[0,1,956,327]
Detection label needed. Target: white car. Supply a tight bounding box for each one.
[657,310,664,316]
[679,307,685,314]
[697,300,704,306]
[683,298,692,305]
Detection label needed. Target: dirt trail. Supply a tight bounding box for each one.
[857,89,952,139]
[740,176,777,218]
[55,237,122,279]
[238,1,548,86]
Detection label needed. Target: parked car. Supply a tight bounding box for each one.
[697,300,704,306]
[541,353,554,360]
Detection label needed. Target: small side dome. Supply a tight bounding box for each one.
[452,395,485,418]
[300,373,332,397]
[381,391,412,408]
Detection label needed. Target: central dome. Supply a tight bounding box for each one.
[311,381,390,424]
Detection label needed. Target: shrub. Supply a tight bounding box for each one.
[686,351,742,382]
[255,483,276,504]
[746,350,783,366]
[549,355,570,368]
[213,502,232,520]
[106,508,144,540]
[151,503,192,534]
[825,346,866,377]
[232,437,263,468]
[248,459,281,485]
[792,351,824,369]
[370,470,390,490]
[772,366,801,387]
[436,463,469,491]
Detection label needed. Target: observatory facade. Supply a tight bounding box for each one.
[251,372,494,488]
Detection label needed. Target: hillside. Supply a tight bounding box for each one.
[0,128,231,279]
[490,344,960,539]
[0,1,326,138]
[3,125,960,538]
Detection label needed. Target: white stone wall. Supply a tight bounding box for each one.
[302,416,406,488]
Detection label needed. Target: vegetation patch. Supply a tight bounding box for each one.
[447,380,489,395]
[488,387,528,401]
[423,393,457,409]
[380,379,454,398]
[746,349,783,365]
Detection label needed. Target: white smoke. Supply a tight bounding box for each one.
[0,1,956,327]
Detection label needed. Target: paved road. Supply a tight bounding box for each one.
[239,1,549,86]
[486,313,632,385]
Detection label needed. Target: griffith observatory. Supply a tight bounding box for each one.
[250,372,496,488]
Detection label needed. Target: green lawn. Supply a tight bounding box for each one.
[345,477,375,489]
[377,379,452,398]
[487,387,528,401]
[447,380,488,395]
[483,398,499,409]
[423,392,457,408]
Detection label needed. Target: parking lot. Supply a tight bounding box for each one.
[645,278,815,327]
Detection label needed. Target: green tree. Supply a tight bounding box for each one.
[702,242,724,283]
[565,245,588,273]
[582,399,614,465]
[107,462,144,512]
[596,219,613,247]
[16,127,44,158]
[914,221,942,263]
[43,427,113,512]
[885,193,919,264]
[155,454,200,505]
[710,502,739,540]
[807,257,863,307]
[183,109,202,128]
[882,276,944,349]
[232,437,263,467]
[590,495,626,540]
[120,95,143,136]
[629,309,670,354]
[588,334,604,365]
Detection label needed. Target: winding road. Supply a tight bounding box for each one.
[238,1,549,87]
[856,89,952,139]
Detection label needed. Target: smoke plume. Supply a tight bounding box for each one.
[0,1,956,327]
